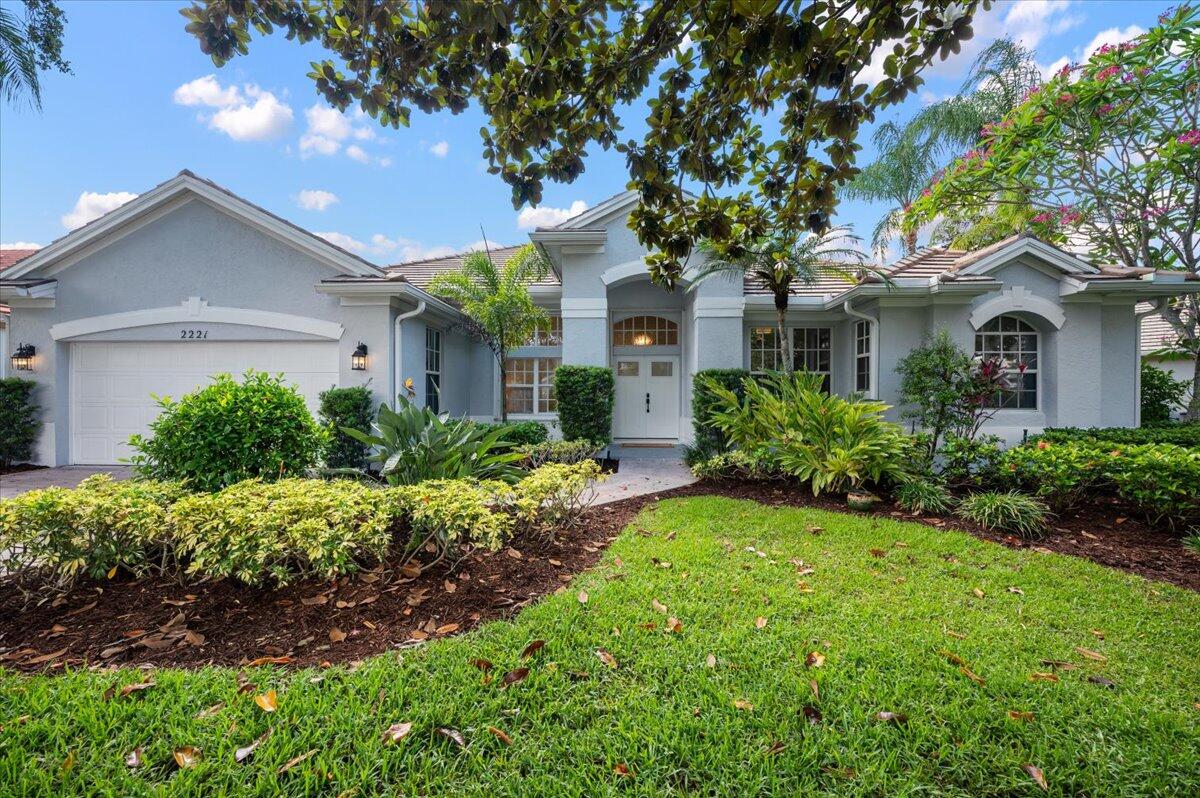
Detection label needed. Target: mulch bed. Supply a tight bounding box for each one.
[2,481,1196,674]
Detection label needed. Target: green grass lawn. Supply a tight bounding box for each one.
[3,495,1199,796]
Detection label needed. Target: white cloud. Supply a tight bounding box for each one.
[1,241,42,249]
[299,104,382,161]
[295,189,339,212]
[305,104,352,141]
[172,74,242,107]
[377,156,394,168]
[1078,25,1146,60]
[299,133,340,157]
[61,191,139,230]
[516,200,588,230]
[428,140,450,158]
[345,144,370,164]
[316,231,367,253]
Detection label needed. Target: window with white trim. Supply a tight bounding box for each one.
[503,357,560,414]
[425,328,442,412]
[612,315,678,346]
[854,319,871,394]
[749,327,781,373]
[974,315,1038,409]
[792,327,831,391]
[527,315,562,346]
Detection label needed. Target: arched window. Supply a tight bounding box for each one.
[974,315,1038,409]
[612,315,678,346]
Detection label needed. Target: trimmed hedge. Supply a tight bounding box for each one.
[1033,424,1200,449]
[319,385,375,469]
[0,377,41,468]
[554,365,614,446]
[691,368,749,452]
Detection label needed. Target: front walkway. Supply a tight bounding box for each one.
[0,466,132,499]
[591,458,695,505]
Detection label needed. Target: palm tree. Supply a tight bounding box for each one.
[843,122,940,258]
[428,244,550,422]
[0,1,71,110]
[692,228,875,373]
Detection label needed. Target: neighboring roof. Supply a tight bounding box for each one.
[385,245,561,288]
[3,170,384,281]
[0,248,38,272]
[743,268,858,297]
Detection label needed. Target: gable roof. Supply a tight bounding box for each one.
[743,268,859,297]
[538,190,636,231]
[3,170,384,281]
[386,245,561,288]
[0,248,38,272]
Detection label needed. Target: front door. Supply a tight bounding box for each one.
[613,355,680,440]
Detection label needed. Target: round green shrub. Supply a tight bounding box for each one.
[318,385,375,469]
[127,371,325,492]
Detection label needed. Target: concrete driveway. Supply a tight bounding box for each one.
[0,466,133,499]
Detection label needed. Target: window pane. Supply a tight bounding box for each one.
[612,315,678,346]
[973,315,1037,409]
[617,361,639,376]
[505,386,533,414]
[651,361,673,376]
[425,374,440,413]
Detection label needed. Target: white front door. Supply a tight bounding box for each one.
[613,355,680,440]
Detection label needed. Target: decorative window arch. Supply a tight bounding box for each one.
[612,315,678,346]
[974,315,1039,409]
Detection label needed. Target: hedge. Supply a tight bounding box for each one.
[1032,424,1200,449]
[474,420,550,449]
[554,365,614,446]
[0,377,41,468]
[691,368,749,453]
[318,385,375,469]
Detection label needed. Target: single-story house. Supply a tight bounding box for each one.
[2,170,1198,466]
[1138,305,1196,417]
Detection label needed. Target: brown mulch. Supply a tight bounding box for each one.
[2,481,1196,674]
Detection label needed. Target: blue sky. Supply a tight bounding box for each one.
[0,1,1166,264]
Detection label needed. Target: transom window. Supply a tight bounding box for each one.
[854,319,871,394]
[425,328,442,413]
[792,327,832,392]
[527,315,562,346]
[504,357,560,415]
[612,315,678,347]
[974,315,1038,409]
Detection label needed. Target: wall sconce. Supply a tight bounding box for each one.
[351,342,368,371]
[11,343,35,371]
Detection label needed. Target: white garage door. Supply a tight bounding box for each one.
[70,341,339,465]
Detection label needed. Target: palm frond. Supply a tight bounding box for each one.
[0,4,42,110]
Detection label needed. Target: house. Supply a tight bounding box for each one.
[1138,305,1196,417]
[2,170,1197,466]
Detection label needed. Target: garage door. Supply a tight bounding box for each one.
[70,341,340,465]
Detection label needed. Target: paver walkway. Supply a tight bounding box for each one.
[0,466,132,499]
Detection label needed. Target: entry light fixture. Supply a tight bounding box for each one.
[11,343,35,371]
[351,342,368,371]
[632,333,653,346]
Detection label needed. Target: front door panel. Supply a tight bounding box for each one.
[613,359,645,439]
[613,356,680,440]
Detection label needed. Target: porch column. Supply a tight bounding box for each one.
[561,298,608,366]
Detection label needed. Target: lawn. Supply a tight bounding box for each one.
[3,495,1198,796]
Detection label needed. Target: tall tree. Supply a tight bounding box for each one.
[692,227,871,373]
[0,0,70,110]
[843,122,939,258]
[427,244,550,422]
[182,0,984,287]
[909,6,1200,418]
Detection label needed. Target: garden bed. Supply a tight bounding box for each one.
[3,480,1197,674]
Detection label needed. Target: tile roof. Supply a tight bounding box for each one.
[0,248,38,272]
[743,268,858,297]
[385,245,561,288]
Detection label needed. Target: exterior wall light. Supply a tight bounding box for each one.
[11,342,35,371]
[351,342,368,371]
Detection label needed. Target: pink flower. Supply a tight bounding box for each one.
[1096,103,1116,115]
[921,188,932,198]
[1056,92,1075,105]
[1057,63,1073,78]
[1096,65,1121,81]
[1032,212,1053,224]
[1178,129,1200,146]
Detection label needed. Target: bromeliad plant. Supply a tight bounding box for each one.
[699,371,911,495]
[344,398,526,486]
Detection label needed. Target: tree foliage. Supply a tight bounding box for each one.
[843,121,940,256]
[0,0,70,109]
[183,0,984,286]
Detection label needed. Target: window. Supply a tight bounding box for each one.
[504,357,560,414]
[425,328,442,412]
[792,327,831,391]
[527,315,562,346]
[974,315,1038,409]
[749,327,781,373]
[612,315,678,346]
[854,319,871,394]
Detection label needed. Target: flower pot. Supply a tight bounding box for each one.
[846,492,879,511]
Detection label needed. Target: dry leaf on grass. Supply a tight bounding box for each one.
[614,762,634,778]
[755,616,768,629]
[500,668,529,687]
[521,640,545,659]
[173,746,202,769]
[596,648,618,669]
[705,653,717,668]
[278,749,317,774]
[960,667,985,686]
[1029,672,1060,683]
[1022,763,1048,791]
[382,722,413,745]
[577,590,589,604]
[1008,710,1035,722]
[487,726,512,745]
[125,747,143,768]
[196,702,224,719]
[733,699,754,711]
[666,617,683,633]
[436,727,466,748]
[875,711,908,725]
[24,648,69,666]
[651,599,668,614]
[805,651,825,668]
[235,730,271,763]
[247,656,292,667]
[254,690,278,712]
[1075,646,1108,662]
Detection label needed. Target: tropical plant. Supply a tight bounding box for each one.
[701,371,911,494]
[938,433,1003,489]
[428,244,550,422]
[1141,363,1189,425]
[0,0,70,109]
[1033,424,1200,449]
[127,371,325,492]
[956,491,1048,539]
[691,368,750,454]
[184,0,982,287]
[910,7,1200,418]
[318,385,375,470]
[893,479,956,515]
[554,365,614,447]
[844,121,940,257]
[344,398,526,486]
[1185,530,1200,557]
[0,376,41,468]
[504,460,605,541]
[693,229,873,372]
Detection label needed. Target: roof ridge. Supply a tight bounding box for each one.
[387,243,522,269]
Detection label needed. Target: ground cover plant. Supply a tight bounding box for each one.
[3,495,1199,795]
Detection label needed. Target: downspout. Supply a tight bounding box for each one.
[843,298,878,399]
[393,300,426,405]
[1133,298,1165,427]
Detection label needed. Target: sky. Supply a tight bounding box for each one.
[0,0,1168,265]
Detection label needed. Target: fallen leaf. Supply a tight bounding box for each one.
[23,647,69,666]
[1074,646,1107,663]
[805,651,825,668]
[382,722,413,744]
[173,746,202,769]
[1006,586,1025,595]
[196,702,225,719]
[613,763,634,778]
[733,699,754,711]
[328,628,347,643]
[809,680,819,699]
[247,656,292,667]
[436,727,466,748]
[972,588,985,599]
[301,594,329,606]
[65,601,97,617]
[125,747,143,768]
[875,711,908,725]
[487,726,512,745]
[705,653,717,668]
[577,590,589,604]
[802,705,823,725]
[1029,672,1060,683]
[806,525,823,534]
[1022,763,1048,791]
[117,681,154,699]
[869,548,886,558]
[236,730,271,763]
[436,623,460,635]
[60,751,74,773]
[945,629,967,640]
[766,740,787,755]
[506,548,523,560]
[1088,675,1117,688]
[1091,629,1105,640]
[1008,710,1035,722]
[254,690,278,712]
[666,617,683,633]
[652,599,668,614]
[443,580,456,594]
[278,749,317,774]
[399,564,422,578]
[596,648,618,669]
[755,616,768,629]
[521,640,545,659]
[500,668,529,687]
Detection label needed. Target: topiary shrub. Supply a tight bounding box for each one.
[318,385,375,469]
[127,371,325,492]
[956,491,1048,539]
[692,368,749,452]
[0,377,41,469]
[554,365,614,447]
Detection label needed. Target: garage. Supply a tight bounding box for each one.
[70,340,339,465]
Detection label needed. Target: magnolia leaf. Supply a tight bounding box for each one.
[596,648,618,669]
[329,628,347,643]
[1022,763,1048,791]
[1075,646,1108,662]
[652,599,668,614]
[875,711,908,725]
[173,746,202,769]
[705,653,717,668]
[520,640,545,659]
[805,651,825,668]
[436,727,466,748]
[577,590,589,604]
[471,657,494,671]
[1008,710,1035,722]
[254,690,278,712]
[500,668,529,687]
[278,749,317,774]
[755,616,768,629]
[382,721,413,745]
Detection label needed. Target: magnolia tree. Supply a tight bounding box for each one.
[909,5,1200,417]
[183,0,984,287]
